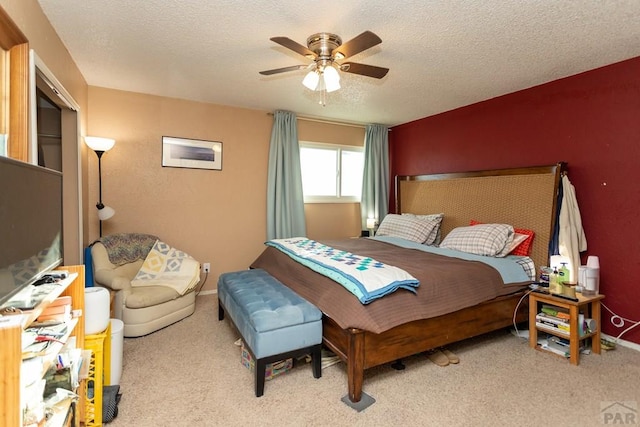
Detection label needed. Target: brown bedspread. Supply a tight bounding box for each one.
[250,238,529,334]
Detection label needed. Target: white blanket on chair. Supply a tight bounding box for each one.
[131,240,200,295]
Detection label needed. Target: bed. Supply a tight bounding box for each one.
[250,163,565,404]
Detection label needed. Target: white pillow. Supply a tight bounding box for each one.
[501,232,530,257]
[402,213,444,245]
[440,223,514,257]
[376,214,442,244]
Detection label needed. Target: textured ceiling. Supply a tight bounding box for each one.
[37,0,640,126]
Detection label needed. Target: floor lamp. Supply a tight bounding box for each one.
[85,136,116,237]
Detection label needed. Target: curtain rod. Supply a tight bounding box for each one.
[267,112,366,129]
[298,115,367,129]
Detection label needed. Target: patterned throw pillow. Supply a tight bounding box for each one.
[440,223,514,257]
[376,214,442,244]
[470,220,535,256]
[401,213,444,245]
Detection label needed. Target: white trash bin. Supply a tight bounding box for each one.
[109,318,124,385]
[84,287,110,335]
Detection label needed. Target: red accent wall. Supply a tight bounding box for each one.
[390,56,640,344]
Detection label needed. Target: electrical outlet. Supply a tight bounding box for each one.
[203,262,210,273]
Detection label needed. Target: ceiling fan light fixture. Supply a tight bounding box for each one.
[323,65,341,93]
[302,69,320,91]
[261,30,388,99]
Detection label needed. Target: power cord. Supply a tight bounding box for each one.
[512,288,534,340]
[195,271,209,296]
[601,302,640,343]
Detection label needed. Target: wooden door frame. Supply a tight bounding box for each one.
[0,5,29,161]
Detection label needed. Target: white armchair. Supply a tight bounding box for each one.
[91,233,199,337]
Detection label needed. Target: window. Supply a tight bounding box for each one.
[299,141,364,203]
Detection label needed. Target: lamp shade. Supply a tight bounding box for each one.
[323,65,341,93]
[366,218,376,229]
[302,70,320,91]
[97,205,115,221]
[85,136,115,152]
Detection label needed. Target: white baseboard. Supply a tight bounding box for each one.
[196,289,217,296]
[602,333,640,352]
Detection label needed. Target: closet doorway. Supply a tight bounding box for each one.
[35,84,62,171]
[30,51,83,265]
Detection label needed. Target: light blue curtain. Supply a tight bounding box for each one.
[266,110,307,240]
[360,124,390,230]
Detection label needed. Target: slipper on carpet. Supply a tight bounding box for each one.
[426,349,449,367]
[441,348,459,364]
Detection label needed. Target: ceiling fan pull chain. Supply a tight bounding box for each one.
[319,88,327,107]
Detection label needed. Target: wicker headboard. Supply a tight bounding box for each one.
[396,163,566,269]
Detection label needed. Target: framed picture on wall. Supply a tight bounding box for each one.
[161,136,222,170]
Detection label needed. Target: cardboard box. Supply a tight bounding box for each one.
[241,342,292,380]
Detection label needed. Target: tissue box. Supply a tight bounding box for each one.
[241,342,292,380]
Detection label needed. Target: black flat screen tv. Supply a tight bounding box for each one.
[0,155,63,308]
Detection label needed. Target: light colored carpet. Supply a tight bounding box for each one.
[108,295,639,427]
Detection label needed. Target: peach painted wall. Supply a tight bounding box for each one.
[304,203,362,239]
[87,87,365,291]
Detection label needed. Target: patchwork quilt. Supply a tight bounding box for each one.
[131,240,200,295]
[266,237,419,304]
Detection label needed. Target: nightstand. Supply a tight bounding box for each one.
[529,290,605,365]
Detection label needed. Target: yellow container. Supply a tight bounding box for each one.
[84,323,112,426]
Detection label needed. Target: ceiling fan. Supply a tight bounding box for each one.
[259,31,389,103]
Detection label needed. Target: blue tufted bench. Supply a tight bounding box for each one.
[217,268,322,397]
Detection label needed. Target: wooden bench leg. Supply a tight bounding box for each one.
[311,344,322,379]
[255,359,267,397]
[218,299,225,321]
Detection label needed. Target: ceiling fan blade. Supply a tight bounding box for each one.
[270,37,317,59]
[340,62,389,79]
[259,65,308,76]
[332,31,382,59]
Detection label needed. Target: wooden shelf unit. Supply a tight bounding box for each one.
[529,290,604,365]
[0,265,85,426]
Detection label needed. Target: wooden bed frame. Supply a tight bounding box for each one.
[322,163,565,404]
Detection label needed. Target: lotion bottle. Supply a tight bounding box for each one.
[549,266,560,294]
[559,262,570,286]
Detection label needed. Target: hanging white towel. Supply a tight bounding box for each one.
[558,175,587,282]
